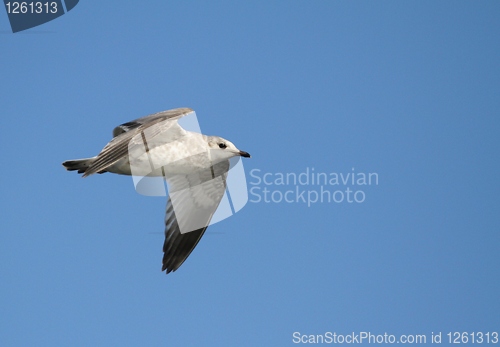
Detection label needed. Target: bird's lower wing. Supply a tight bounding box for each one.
[162,161,230,274]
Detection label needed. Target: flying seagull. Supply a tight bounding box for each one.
[62,107,251,274]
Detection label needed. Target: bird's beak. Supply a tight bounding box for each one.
[238,151,251,158]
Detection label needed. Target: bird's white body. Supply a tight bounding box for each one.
[106,131,214,177]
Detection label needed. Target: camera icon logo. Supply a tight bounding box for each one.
[130,111,249,234]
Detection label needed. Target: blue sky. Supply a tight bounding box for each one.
[1,1,499,346]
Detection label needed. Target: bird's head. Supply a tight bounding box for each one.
[206,136,251,163]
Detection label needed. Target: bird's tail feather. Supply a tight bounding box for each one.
[62,157,103,175]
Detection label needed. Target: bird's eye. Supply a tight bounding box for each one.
[218,143,227,149]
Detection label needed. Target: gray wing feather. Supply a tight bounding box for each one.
[83,107,193,177]
[162,160,230,274]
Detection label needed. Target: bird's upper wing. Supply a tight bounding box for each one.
[162,160,230,274]
[83,107,193,177]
